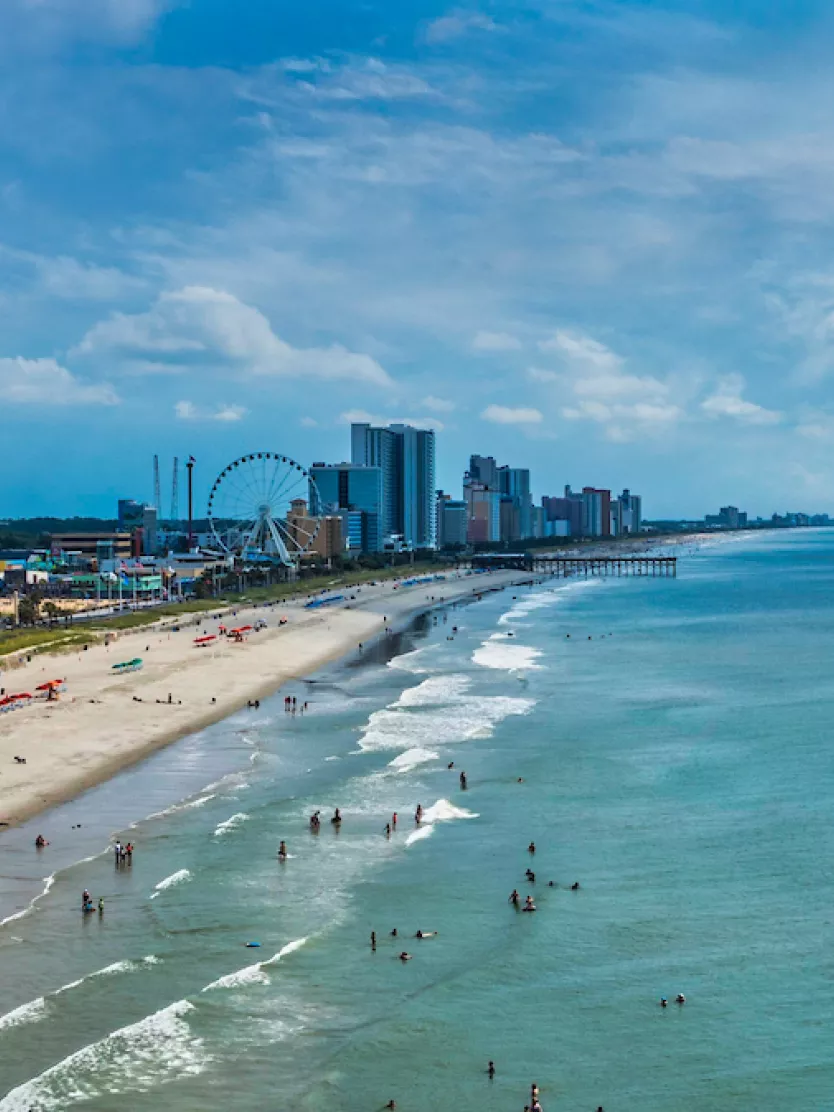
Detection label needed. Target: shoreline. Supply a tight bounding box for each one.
[0,570,534,831]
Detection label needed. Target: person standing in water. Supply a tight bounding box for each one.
[331,808,342,826]
[370,931,376,951]
[415,804,423,824]
[278,841,288,860]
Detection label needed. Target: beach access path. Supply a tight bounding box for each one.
[0,569,532,827]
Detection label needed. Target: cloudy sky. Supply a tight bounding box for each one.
[3,0,834,518]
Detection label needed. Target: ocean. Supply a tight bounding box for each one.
[1,529,834,1110]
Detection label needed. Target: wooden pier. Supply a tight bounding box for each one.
[531,556,676,577]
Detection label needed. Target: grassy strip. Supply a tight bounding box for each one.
[0,563,445,657]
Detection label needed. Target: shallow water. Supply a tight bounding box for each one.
[2,532,834,1109]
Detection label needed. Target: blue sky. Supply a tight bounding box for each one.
[3,0,834,519]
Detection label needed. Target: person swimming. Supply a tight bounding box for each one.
[675,993,686,1004]
[509,889,520,906]
[447,761,455,769]
[399,952,412,961]
[35,834,47,848]
[415,930,437,939]
[278,841,288,859]
[331,808,342,825]
[526,869,536,883]
[571,881,580,890]
[660,997,668,1008]
[390,928,398,937]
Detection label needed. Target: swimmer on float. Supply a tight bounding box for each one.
[523,895,537,912]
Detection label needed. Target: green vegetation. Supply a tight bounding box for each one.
[0,562,445,658]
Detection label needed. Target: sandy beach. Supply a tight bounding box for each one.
[0,569,531,827]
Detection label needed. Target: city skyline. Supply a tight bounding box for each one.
[6,2,834,517]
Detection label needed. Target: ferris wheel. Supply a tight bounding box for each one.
[206,452,321,564]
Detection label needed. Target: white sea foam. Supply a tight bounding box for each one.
[421,799,479,823]
[149,868,192,899]
[202,936,307,993]
[387,748,440,773]
[201,963,269,992]
[405,824,434,846]
[0,997,47,1032]
[0,999,206,1111]
[359,692,533,753]
[393,674,471,707]
[387,648,431,674]
[472,635,543,672]
[213,812,249,837]
[325,755,341,762]
[0,874,55,928]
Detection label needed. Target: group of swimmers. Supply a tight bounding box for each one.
[306,808,342,833]
[370,927,438,960]
[283,696,309,714]
[113,840,134,865]
[80,889,104,915]
[660,995,686,1007]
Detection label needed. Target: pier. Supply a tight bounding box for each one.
[532,555,676,577]
[463,553,677,577]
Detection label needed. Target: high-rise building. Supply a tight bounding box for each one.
[351,423,436,549]
[464,477,501,543]
[498,466,533,540]
[618,489,642,535]
[468,455,499,490]
[436,491,468,549]
[581,487,612,537]
[310,462,383,553]
[542,488,582,536]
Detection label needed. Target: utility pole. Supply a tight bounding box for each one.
[186,456,196,550]
[153,455,161,514]
[171,457,180,522]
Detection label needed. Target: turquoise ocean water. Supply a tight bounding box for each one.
[2,529,834,1110]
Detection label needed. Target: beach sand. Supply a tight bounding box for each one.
[0,570,530,827]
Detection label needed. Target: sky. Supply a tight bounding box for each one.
[3,0,834,519]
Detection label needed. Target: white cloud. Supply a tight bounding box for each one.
[481,404,543,425]
[0,356,118,405]
[537,327,685,440]
[701,375,781,425]
[527,367,560,383]
[424,11,498,44]
[10,0,173,44]
[338,408,442,430]
[175,400,247,422]
[35,255,145,301]
[473,330,522,352]
[74,287,393,387]
[538,330,622,371]
[421,395,456,413]
[299,415,319,427]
